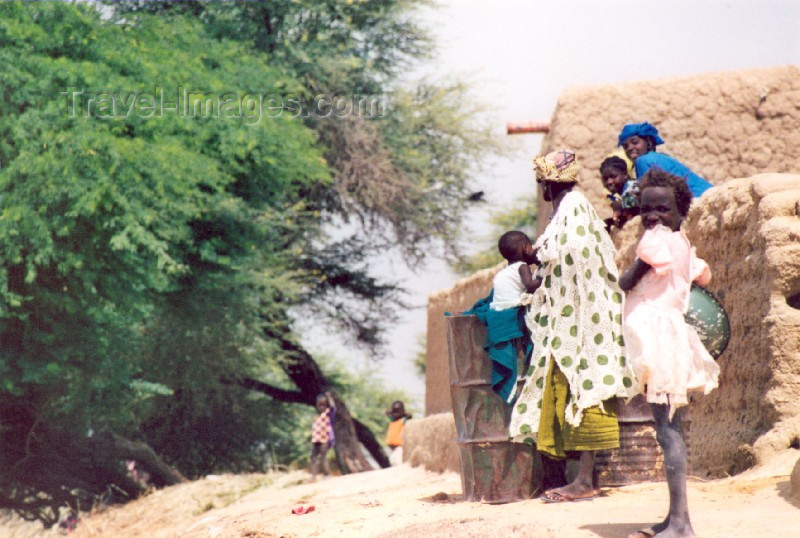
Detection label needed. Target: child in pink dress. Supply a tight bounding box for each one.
[620,168,720,538]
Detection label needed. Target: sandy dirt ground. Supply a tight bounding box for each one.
[4,450,799,538]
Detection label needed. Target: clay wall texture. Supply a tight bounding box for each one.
[683,174,800,475]
[403,413,460,474]
[537,65,800,232]
[425,66,800,475]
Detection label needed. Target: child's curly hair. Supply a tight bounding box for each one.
[640,167,692,217]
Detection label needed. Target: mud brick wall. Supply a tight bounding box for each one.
[537,65,800,231]
[426,66,800,476]
[683,174,800,475]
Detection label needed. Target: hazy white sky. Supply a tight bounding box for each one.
[304,0,800,410]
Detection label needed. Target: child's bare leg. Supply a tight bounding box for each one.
[543,450,596,499]
[650,404,694,538]
[310,443,320,481]
[319,442,331,476]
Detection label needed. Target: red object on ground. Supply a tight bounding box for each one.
[291,505,316,515]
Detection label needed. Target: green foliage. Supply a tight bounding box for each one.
[377,81,504,261]
[0,3,327,439]
[412,334,426,377]
[107,0,432,96]
[106,0,502,264]
[1,0,504,491]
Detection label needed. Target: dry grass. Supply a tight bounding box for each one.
[0,470,307,538]
[69,472,303,538]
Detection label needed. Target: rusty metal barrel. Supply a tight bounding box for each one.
[595,395,692,486]
[445,314,542,503]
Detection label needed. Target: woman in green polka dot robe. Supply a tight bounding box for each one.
[509,149,638,502]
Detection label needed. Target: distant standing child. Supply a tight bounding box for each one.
[385,400,412,465]
[310,392,336,481]
[600,155,639,230]
[489,231,541,312]
[620,168,720,538]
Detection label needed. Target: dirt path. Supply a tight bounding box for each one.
[52,449,800,537]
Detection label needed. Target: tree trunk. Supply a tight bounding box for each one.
[0,400,184,527]
[256,325,381,474]
[354,418,391,468]
[86,432,187,487]
[236,375,391,471]
[327,393,372,474]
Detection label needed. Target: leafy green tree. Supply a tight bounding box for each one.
[104,0,502,467]
[100,3,502,462]
[0,3,330,523]
[0,0,504,525]
[106,0,501,263]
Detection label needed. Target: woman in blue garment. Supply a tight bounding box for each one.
[618,122,713,197]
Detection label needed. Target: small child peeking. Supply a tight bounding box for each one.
[310,391,336,482]
[489,230,540,312]
[619,168,720,538]
[600,155,639,230]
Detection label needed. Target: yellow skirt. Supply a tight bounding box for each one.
[537,358,619,459]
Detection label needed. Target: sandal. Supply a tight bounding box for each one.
[540,489,598,503]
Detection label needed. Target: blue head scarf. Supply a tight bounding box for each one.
[617,122,665,147]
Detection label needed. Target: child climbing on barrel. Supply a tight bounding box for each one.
[489,231,541,311]
[619,168,720,538]
[476,230,540,403]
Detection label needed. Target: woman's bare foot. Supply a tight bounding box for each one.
[541,449,599,502]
